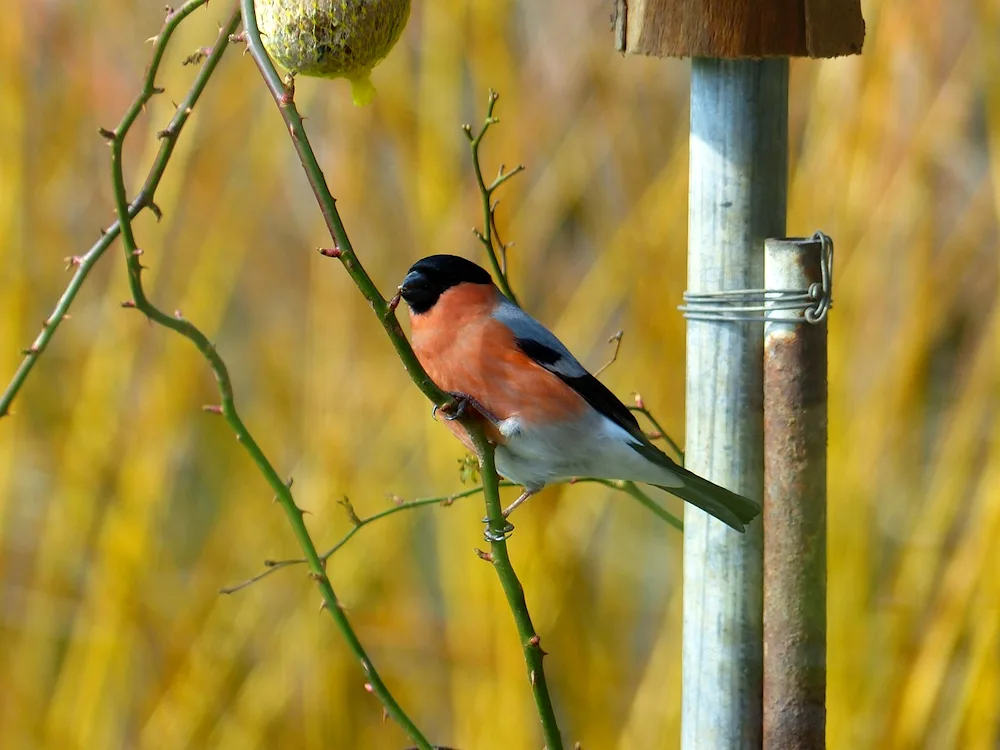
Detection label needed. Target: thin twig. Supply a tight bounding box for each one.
[0,0,226,418]
[220,484,495,594]
[629,399,685,465]
[593,330,624,378]
[462,89,524,304]
[586,479,684,532]
[221,474,684,595]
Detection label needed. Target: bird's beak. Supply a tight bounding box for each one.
[399,270,424,300]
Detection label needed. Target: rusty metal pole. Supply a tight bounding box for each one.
[763,236,830,749]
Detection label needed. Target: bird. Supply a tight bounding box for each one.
[398,254,761,535]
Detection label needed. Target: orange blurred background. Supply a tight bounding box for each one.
[0,1,997,748]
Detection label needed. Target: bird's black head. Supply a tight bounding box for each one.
[399,254,494,314]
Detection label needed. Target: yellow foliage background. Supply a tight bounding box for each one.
[1,0,998,748]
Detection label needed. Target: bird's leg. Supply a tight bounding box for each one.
[483,487,538,529]
[501,488,537,518]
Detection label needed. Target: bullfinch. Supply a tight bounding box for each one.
[399,254,761,533]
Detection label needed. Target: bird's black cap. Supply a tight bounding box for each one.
[399,254,494,314]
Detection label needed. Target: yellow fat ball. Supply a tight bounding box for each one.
[254,0,411,106]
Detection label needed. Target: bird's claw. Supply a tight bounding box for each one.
[483,519,515,543]
[442,396,468,421]
[433,392,499,426]
[431,393,469,422]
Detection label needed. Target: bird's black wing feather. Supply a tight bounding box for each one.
[514,336,644,438]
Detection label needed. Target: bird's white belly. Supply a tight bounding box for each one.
[495,421,600,490]
[493,412,678,491]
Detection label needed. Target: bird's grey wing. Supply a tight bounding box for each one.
[493,302,760,532]
[492,300,645,439]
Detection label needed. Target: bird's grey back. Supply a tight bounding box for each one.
[490,298,588,378]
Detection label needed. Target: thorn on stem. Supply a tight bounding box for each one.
[20,346,40,356]
[64,256,84,270]
[97,127,116,142]
[633,393,645,409]
[474,548,494,563]
[120,300,136,308]
[202,404,223,415]
[318,246,342,258]
[364,683,374,694]
[148,202,163,221]
[528,634,549,657]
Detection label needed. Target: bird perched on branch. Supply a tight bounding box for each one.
[399,254,760,535]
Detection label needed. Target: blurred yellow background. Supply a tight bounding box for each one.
[1,0,998,748]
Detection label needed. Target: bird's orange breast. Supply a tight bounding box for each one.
[409,284,589,450]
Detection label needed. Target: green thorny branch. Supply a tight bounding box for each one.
[0,0,225,417]
[83,3,443,749]
[237,0,565,744]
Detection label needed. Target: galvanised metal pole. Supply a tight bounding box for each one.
[682,58,789,750]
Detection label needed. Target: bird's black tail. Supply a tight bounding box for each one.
[654,466,760,533]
